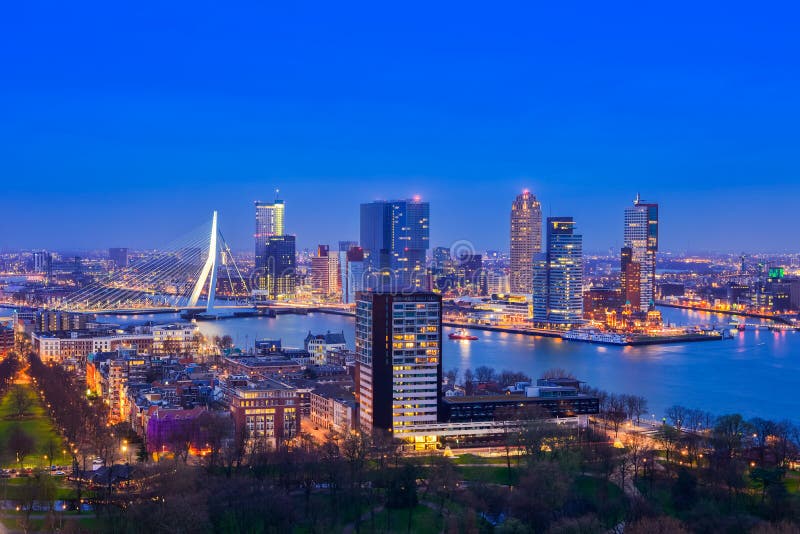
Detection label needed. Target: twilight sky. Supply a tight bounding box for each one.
[1,2,799,254]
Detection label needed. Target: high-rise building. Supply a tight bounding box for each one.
[456,252,485,295]
[487,270,510,296]
[311,245,340,297]
[254,235,296,300]
[108,248,128,269]
[532,217,583,326]
[32,251,51,274]
[360,199,430,291]
[510,190,542,294]
[255,197,285,268]
[341,245,365,304]
[355,291,442,436]
[623,195,659,312]
[620,246,641,309]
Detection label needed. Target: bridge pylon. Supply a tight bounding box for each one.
[188,211,219,312]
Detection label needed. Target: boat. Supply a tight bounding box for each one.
[561,329,631,345]
[449,329,478,341]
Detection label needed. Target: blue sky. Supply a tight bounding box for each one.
[1,2,799,253]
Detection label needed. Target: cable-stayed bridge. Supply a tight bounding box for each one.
[58,212,252,315]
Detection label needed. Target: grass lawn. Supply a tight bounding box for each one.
[0,384,71,468]
[456,465,518,485]
[0,477,89,501]
[0,512,102,533]
[784,471,800,495]
[361,505,442,534]
[451,453,513,466]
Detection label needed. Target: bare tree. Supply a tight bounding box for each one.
[474,365,496,383]
[540,368,575,380]
[10,385,32,418]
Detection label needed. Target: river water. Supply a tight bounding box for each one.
[8,306,797,423]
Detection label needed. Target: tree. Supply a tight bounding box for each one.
[498,370,531,387]
[624,431,651,484]
[654,424,680,465]
[713,414,752,458]
[665,405,688,432]
[463,369,475,395]
[474,365,496,383]
[444,368,458,386]
[606,394,628,437]
[508,461,572,531]
[540,368,575,380]
[625,395,648,425]
[8,424,35,466]
[10,385,32,418]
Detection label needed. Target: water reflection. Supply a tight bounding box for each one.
[87,306,799,423]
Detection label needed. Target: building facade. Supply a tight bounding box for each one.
[623,195,659,312]
[355,292,442,440]
[254,235,297,300]
[360,199,430,291]
[533,217,584,326]
[510,190,542,294]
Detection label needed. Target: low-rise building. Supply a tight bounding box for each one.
[304,331,347,365]
[310,384,356,434]
[224,377,299,449]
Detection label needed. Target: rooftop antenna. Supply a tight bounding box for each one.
[275,188,281,201]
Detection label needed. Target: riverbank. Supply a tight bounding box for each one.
[657,301,798,326]
[312,308,724,346]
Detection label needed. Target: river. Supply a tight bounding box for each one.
[7,306,798,423]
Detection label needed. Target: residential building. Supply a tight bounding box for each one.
[311,245,340,297]
[623,195,659,312]
[355,291,442,441]
[532,217,584,326]
[152,323,198,356]
[304,330,347,365]
[225,377,299,449]
[310,384,357,434]
[510,190,542,294]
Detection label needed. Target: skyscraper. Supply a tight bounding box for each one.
[623,195,659,312]
[253,194,294,300]
[355,291,442,436]
[340,242,364,304]
[533,217,584,326]
[620,246,641,309]
[254,235,296,300]
[510,190,542,294]
[360,199,430,291]
[255,196,285,267]
[311,245,340,297]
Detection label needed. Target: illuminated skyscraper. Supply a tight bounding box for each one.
[532,217,583,325]
[253,193,294,300]
[510,190,542,294]
[360,198,430,291]
[623,195,658,312]
[254,235,296,300]
[311,245,340,297]
[255,196,285,267]
[355,291,441,436]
